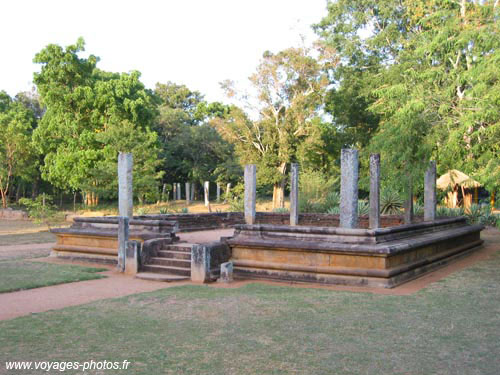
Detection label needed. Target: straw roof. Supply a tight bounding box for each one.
[437,169,481,190]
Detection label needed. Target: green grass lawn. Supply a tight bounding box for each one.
[1,250,499,374]
[0,260,107,293]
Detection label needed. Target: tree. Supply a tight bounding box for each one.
[153,82,239,193]
[0,91,36,208]
[315,0,500,196]
[216,46,334,208]
[33,38,162,204]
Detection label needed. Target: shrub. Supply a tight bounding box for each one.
[358,200,369,216]
[272,207,289,214]
[298,170,338,213]
[18,195,60,227]
[380,188,404,215]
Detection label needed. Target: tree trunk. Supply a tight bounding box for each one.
[272,163,287,209]
[0,189,7,208]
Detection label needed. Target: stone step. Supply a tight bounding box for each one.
[135,272,189,282]
[161,244,193,253]
[141,264,191,277]
[156,250,191,260]
[149,257,191,268]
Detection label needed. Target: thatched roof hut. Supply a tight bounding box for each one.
[437,170,481,190]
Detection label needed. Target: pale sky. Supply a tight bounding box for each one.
[1,0,327,103]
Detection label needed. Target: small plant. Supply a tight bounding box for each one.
[466,204,482,224]
[159,207,169,215]
[358,200,369,216]
[229,198,244,212]
[272,207,289,214]
[436,206,465,217]
[324,191,340,212]
[136,207,147,215]
[413,202,424,216]
[327,206,340,215]
[181,207,189,214]
[380,188,404,215]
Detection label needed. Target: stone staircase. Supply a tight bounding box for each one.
[136,243,193,282]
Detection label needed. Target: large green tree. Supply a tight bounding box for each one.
[33,38,162,204]
[216,46,334,208]
[153,82,240,194]
[316,0,500,195]
[0,91,37,208]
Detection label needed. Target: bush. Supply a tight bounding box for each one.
[436,206,465,217]
[272,207,289,214]
[18,195,60,226]
[298,170,338,213]
[358,200,369,216]
[380,188,403,215]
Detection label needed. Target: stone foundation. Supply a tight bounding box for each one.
[226,217,483,288]
[51,216,179,262]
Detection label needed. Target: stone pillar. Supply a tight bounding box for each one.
[185,182,190,205]
[124,240,139,275]
[244,164,257,224]
[217,183,221,201]
[218,262,233,283]
[190,183,195,201]
[173,183,177,201]
[369,154,380,229]
[340,149,359,229]
[118,152,133,218]
[204,181,210,207]
[177,183,182,200]
[424,161,437,221]
[404,178,414,225]
[117,216,129,272]
[290,163,299,226]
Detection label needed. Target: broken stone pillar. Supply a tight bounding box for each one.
[225,183,231,202]
[204,181,210,207]
[369,154,381,229]
[424,161,437,221]
[340,149,359,229]
[218,262,233,283]
[117,216,129,272]
[244,164,256,225]
[217,183,221,201]
[124,240,139,275]
[290,163,299,226]
[118,152,133,218]
[185,182,190,205]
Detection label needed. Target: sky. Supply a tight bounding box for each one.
[1,0,328,103]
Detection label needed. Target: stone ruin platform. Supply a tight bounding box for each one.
[226,217,483,288]
[51,216,178,263]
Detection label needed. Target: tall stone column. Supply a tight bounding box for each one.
[340,149,359,229]
[185,182,190,205]
[173,183,177,201]
[369,154,380,229]
[177,183,182,200]
[424,161,437,221]
[404,178,414,225]
[290,163,299,226]
[217,183,221,201]
[204,181,210,207]
[118,152,133,218]
[244,164,256,225]
[117,152,133,272]
[190,183,195,201]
